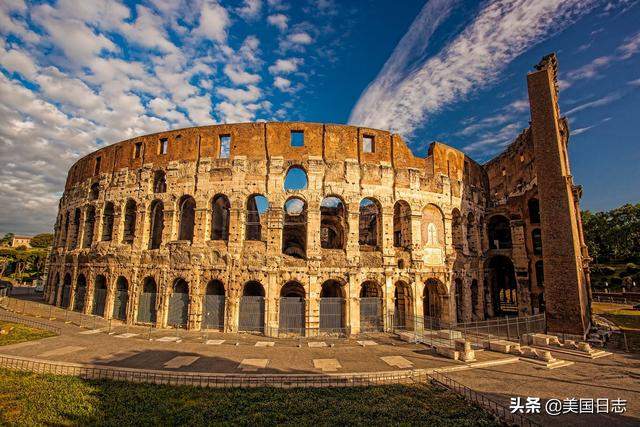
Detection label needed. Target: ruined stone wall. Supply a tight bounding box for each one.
[46,123,488,334]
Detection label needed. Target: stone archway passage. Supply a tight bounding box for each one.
[61,274,72,309]
[239,281,265,333]
[92,275,107,316]
[168,279,189,328]
[112,277,129,321]
[73,275,87,313]
[279,281,306,335]
[393,282,413,330]
[137,277,157,324]
[202,280,225,330]
[319,280,345,333]
[359,281,383,332]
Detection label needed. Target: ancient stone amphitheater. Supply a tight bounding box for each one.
[44,56,593,337]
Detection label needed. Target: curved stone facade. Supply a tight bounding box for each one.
[44,57,593,336]
[45,121,492,335]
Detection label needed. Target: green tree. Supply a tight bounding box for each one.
[582,203,640,263]
[0,233,14,246]
[30,233,54,248]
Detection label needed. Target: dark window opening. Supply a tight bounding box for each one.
[83,206,95,248]
[282,197,307,259]
[528,198,540,224]
[393,200,412,249]
[123,199,137,244]
[451,209,463,250]
[153,170,167,193]
[94,156,101,174]
[149,200,164,249]
[101,202,114,242]
[535,260,544,288]
[89,182,99,200]
[211,194,230,241]
[359,198,381,249]
[178,195,196,242]
[133,142,142,159]
[488,215,512,249]
[245,195,268,241]
[321,196,346,249]
[532,228,542,255]
[71,208,81,249]
[467,212,476,253]
[455,278,463,323]
[159,138,168,155]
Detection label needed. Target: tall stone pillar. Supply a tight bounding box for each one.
[527,54,590,335]
[347,273,359,335]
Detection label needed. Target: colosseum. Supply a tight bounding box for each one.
[44,54,592,337]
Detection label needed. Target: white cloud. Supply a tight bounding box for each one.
[194,0,230,43]
[237,0,262,21]
[267,13,288,31]
[0,46,38,79]
[273,76,292,92]
[564,93,623,116]
[618,31,640,59]
[349,0,600,136]
[288,32,313,45]
[267,0,289,11]
[268,58,303,74]
[628,78,640,86]
[224,64,261,85]
[216,85,262,103]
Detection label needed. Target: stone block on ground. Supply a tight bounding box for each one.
[437,329,462,340]
[435,345,460,361]
[489,340,520,354]
[454,339,471,352]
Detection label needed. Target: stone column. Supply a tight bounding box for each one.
[307,273,319,335]
[413,279,425,334]
[104,276,116,321]
[84,272,95,316]
[383,274,394,331]
[346,202,360,262]
[306,199,321,260]
[189,274,202,330]
[347,273,359,335]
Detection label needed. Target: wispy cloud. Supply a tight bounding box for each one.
[349,0,600,137]
[566,30,640,81]
[564,92,624,116]
[571,117,612,136]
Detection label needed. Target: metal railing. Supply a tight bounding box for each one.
[391,313,546,349]
[429,370,540,427]
[0,354,428,388]
[0,311,61,335]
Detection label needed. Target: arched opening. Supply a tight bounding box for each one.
[71,208,81,249]
[486,256,518,316]
[239,281,265,332]
[89,182,99,200]
[149,200,164,249]
[211,195,230,241]
[393,281,413,330]
[245,194,268,241]
[92,275,107,316]
[535,260,544,288]
[450,209,463,251]
[279,281,306,335]
[282,197,307,259]
[178,195,196,242]
[283,166,308,191]
[359,198,381,250]
[168,279,189,328]
[83,206,96,248]
[528,198,540,224]
[320,196,346,249]
[112,276,129,321]
[532,228,542,255]
[203,280,225,330]
[123,199,137,244]
[467,212,476,254]
[423,278,443,322]
[101,202,114,241]
[471,279,479,318]
[61,212,70,247]
[137,277,157,324]
[454,278,463,323]
[73,274,87,312]
[359,281,383,332]
[488,215,512,249]
[393,200,412,249]
[61,273,72,308]
[320,280,345,333]
[153,170,167,193]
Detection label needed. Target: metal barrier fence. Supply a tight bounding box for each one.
[0,310,61,335]
[0,354,428,388]
[593,295,639,304]
[430,370,540,427]
[391,313,547,348]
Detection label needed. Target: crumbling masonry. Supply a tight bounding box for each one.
[45,55,592,337]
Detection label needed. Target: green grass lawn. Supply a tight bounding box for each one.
[0,321,56,346]
[0,368,499,426]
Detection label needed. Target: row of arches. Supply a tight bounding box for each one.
[58,194,449,260]
[50,273,448,334]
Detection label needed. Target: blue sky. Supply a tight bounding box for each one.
[0,0,638,235]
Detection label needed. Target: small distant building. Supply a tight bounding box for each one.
[11,236,32,248]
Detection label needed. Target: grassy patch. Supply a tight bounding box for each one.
[0,368,499,426]
[0,321,56,346]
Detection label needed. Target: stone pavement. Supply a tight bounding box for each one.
[444,349,640,426]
